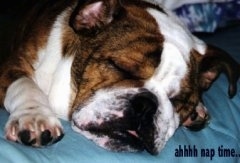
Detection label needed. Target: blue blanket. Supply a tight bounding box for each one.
[174,0,240,32]
[0,25,240,163]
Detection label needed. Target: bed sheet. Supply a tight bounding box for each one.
[0,25,240,163]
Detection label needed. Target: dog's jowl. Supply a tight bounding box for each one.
[0,0,239,155]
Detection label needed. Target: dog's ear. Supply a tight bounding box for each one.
[199,44,240,98]
[70,0,122,32]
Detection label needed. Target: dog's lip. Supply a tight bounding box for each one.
[71,118,160,154]
[72,119,140,138]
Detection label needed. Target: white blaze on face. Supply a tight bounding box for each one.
[72,88,140,128]
[147,7,207,56]
[143,7,207,151]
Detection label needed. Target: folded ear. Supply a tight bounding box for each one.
[70,0,122,32]
[199,44,240,98]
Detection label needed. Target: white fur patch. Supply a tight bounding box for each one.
[48,57,74,120]
[145,42,187,97]
[147,8,206,56]
[33,13,65,94]
[32,10,73,120]
[72,88,139,127]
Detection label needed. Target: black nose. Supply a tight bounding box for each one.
[129,89,159,155]
[130,89,158,121]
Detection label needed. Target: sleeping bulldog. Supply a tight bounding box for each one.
[0,0,239,155]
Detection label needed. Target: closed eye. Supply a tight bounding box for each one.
[146,48,162,68]
[108,59,140,80]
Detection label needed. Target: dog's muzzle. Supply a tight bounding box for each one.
[71,88,165,154]
[128,89,159,154]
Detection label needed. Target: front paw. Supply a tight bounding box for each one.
[5,111,64,147]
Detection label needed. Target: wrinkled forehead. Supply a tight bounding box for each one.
[88,1,166,53]
[71,1,168,106]
[122,1,165,30]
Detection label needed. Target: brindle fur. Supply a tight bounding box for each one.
[0,0,239,138]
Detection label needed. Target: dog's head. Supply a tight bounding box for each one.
[69,0,239,154]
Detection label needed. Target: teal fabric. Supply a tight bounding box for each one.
[0,25,240,163]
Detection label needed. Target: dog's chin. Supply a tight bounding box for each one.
[71,115,159,155]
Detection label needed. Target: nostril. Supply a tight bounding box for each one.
[130,90,158,120]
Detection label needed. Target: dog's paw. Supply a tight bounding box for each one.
[182,102,210,131]
[5,111,64,147]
